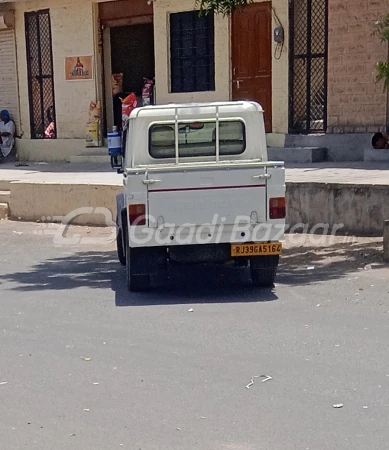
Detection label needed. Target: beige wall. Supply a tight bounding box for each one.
[328,0,389,133]
[154,0,289,135]
[13,0,289,152]
[14,0,98,140]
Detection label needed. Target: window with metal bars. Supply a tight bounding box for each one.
[170,11,215,93]
[289,0,328,134]
[25,9,57,139]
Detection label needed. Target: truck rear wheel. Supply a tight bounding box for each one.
[117,226,126,266]
[250,256,279,287]
[126,248,151,292]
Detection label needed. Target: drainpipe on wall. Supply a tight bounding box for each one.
[92,3,104,130]
[387,43,389,133]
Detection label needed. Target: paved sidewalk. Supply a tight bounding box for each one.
[0,161,389,186]
[0,162,122,185]
[287,162,389,185]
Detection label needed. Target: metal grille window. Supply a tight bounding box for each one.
[170,11,215,93]
[25,9,57,139]
[289,0,328,134]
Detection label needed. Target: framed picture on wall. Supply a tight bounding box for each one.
[65,56,93,81]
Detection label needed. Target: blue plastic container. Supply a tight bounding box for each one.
[108,130,122,157]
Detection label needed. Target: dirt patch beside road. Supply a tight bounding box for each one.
[280,234,385,285]
[283,234,383,268]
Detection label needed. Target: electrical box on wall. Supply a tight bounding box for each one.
[0,11,14,29]
[274,26,284,44]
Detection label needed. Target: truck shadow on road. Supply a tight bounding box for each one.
[113,263,278,306]
[0,250,278,305]
[0,237,384,306]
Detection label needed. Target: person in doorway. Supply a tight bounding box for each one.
[372,132,389,149]
[0,110,15,160]
[45,106,55,139]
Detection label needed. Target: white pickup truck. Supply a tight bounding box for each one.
[115,101,286,292]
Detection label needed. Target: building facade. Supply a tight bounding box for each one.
[0,0,386,162]
[327,0,388,134]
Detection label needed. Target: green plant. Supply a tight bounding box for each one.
[374,14,389,91]
[195,0,253,16]
[376,61,389,92]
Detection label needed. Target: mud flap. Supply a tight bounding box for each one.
[130,247,164,276]
[116,194,125,229]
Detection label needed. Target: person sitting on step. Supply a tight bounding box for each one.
[0,110,15,160]
[45,106,55,139]
[372,132,389,149]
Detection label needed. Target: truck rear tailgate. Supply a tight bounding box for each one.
[147,167,267,227]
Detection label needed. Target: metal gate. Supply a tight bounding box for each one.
[289,0,328,134]
[25,9,56,139]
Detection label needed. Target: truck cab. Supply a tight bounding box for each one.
[115,101,286,292]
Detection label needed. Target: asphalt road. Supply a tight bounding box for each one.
[0,221,388,450]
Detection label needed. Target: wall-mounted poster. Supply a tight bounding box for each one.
[65,56,93,81]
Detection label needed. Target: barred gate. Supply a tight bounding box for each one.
[289,0,328,134]
[25,9,56,139]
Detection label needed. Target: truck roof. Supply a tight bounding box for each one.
[129,101,264,120]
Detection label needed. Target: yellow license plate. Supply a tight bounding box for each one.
[231,243,282,257]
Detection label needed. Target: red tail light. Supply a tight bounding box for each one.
[269,197,286,219]
[129,204,146,225]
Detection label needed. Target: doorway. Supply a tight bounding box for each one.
[231,2,272,132]
[289,0,328,134]
[104,23,155,130]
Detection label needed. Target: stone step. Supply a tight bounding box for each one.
[69,155,110,164]
[0,202,9,220]
[76,147,109,157]
[268,147,327,164]
[0,190,10,204]
[364,149,389,162]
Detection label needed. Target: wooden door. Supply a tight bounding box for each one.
[232,2,272,132]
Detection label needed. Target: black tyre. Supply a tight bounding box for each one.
[126,247,151,292]
[117,226,126,266]
[250,255,279,287]
[250,266,277,287]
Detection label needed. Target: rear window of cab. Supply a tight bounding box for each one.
[149,120,246,159]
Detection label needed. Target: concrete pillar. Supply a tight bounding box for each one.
[384,220,389,262]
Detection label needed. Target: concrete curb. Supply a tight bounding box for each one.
[1,178,388,236]
[287,182,389,236]
[9,182,122,226]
